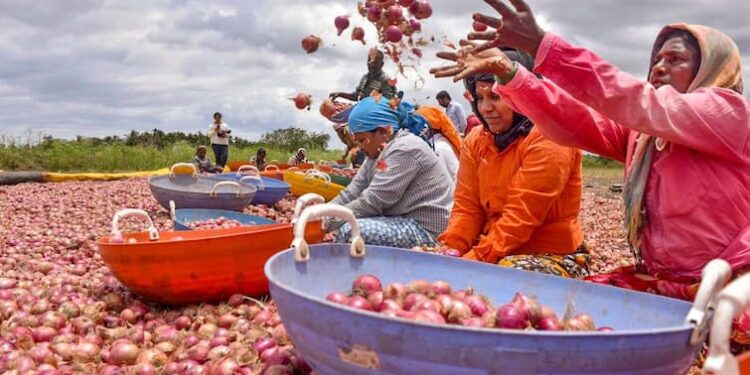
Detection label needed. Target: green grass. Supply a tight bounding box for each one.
[0,141,344,173]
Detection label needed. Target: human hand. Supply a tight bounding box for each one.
[429,40,516,82]
[467,0,546,57]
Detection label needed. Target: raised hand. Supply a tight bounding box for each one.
[429,40,515,82]
[468,0,546,56]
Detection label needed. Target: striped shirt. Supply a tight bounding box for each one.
[331,131,454,236]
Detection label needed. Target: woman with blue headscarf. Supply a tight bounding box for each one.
[324,95,455,248]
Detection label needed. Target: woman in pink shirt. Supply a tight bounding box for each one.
[432,0,749,352]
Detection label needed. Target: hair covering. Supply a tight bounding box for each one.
[625,24,744,265]
[347,95,432,146]
[463,48,537,151]
[197,145,207,151]
[415,106,462,156]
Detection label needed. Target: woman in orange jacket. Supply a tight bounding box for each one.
[437,49,588,278]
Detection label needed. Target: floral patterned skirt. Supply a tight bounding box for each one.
[496,245,590,279]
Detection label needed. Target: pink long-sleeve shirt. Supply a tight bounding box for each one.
[495,33,750,278]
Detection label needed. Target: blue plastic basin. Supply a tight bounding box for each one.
[265,244,703,375]
[214,174,290,206]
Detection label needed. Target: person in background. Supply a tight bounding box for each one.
[288,148,307,166]
[251,148,267,170]
[435,49,587,278]
[329,48,397,101]
[437,90,468,135]
[350,148,366,169]
[208,112,231,169]
[415,106,461,181]
[325,96,454,248]
[193,145,223,173]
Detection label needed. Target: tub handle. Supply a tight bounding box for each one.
[685,259,732,345]
[305,169,331,183]
[236,165,260,177]
[265,165,280,172]
[291,204,363,262]
[169,163,197,178]
[239,175,265,191]
[111,209,159,241]
[169,200,177,221]
[209,181,243,197]
[291,193,325,225]
[702,274,750,375]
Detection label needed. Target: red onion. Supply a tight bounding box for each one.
[384,25,403,43]
[402,293,427,311]
[325,292,348,305]
[413,299,441,314]
[398,0,415,7]
[597,326,615,332]
[184,335,200,348]
[511,292,541,325]
[12,355,36,372]
[197,323,217,339]
[414,310,446,324]
[227,294,245,307]
[175,315,191,330]
[346,296,373,311]
[0,278,17,289]
[383,283,406,301]
[377,299,402,312]
[252,337,277,353]
[155,325,178,343]
[109,341,140,365]
[134,363,157,375]
[301,36,321,54]
[576,314,596,330]
[460,317,485,327]
[351,27,366,44]
[352,274,382,296]
[210,357,240,375]
[252,310,272,325]
[464,295,490,317]
[136,349,168,367]
[28,344,56,365]
[334,15,350,36]
[367,291,384,308]
[430,280,452,295]
[447,300,472,323]
[32,326,58,342]
[495,304,529,330]
[409,0,432,19]
[366,6,382,22]
[260,346,291,366]
[208,345,231,361]
[210,336,230,348]
[186,364,207,374]
[262,365,294,375]
[187,343,211,363]
[537,317,564,331]
[386,5,401,22]
[408,18,421,32]
[406,279,430,295]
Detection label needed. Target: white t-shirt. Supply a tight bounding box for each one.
[433,134,459,181]
[208,122,231,145]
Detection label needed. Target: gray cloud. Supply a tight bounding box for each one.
[0,0,748,148]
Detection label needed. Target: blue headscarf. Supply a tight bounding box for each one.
[347,95,432,147]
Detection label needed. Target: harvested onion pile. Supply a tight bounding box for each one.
[185,217,244,230]
[326,275,613,332]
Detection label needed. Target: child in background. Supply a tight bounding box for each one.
[193,145,223,173]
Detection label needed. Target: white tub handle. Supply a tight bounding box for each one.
[291,204,363,262]
[111,209,159,241]
[209,181,242,197]
[239,175,265,191]
[169,200,177,221]
[703,274,750,375]
[169,163,197,178]
[685,259,732,345]
[304,169,331,183]
[237,165,260,177]
[291,193,325,225]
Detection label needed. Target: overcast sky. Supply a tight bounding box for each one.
[1,0,748,148]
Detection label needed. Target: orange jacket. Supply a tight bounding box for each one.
[437,127,584,264]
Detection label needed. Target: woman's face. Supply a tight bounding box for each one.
[474,81,514,133]
[197,148,206,158]
[353,127,391,159]
[650,36,701,93]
